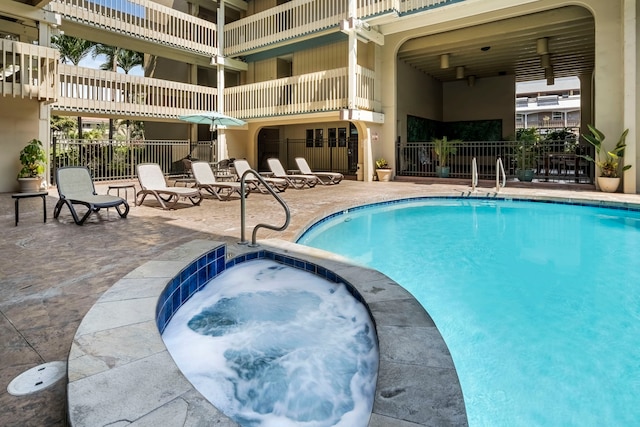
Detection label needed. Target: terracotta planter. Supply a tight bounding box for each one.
[17,177,42,193]
[597,176,620,193]
[376,168,392,182]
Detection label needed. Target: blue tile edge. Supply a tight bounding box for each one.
[156,245,364,334]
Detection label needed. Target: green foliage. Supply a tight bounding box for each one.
[514,128,539,170]
[51,115,77,134]
[51,35,95,66]
[432,136,461,168]
[375,158,389,169]
[581,125,631,178]
[18,139,47,178]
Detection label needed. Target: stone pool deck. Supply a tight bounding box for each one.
[2,178,640,426]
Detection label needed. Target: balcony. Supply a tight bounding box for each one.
[1,40,59,101]
[53,64,217,118]
[224,66,376,118]
[224,0,456,56]
[49,0,217,57]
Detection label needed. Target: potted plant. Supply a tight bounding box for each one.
[17,139,47,193]
[433,136,461,178]
[375,158,392,182]
[514,128,539,182]
[580,125,631,192]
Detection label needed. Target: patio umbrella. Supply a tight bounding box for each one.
[178,111,246,128]
[178,111,246,162]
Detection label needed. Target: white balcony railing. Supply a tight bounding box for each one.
[398,0,456,14]
[224,0,456,56]
[53,64,217,117]
[50,65,376,120]
[1,40,59,101]
[225,66,375,119]
[49,0,217,57]
[225,0,351,56]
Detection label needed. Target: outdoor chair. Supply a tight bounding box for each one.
[267,158,319,189]
[233,159,288,193]
[54,166,129,225]
[191,161,248,200]
[295,157,343,185]
[136,163,202,209]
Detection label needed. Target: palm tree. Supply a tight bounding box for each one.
[51,35,95,139]
[93,44,144,139]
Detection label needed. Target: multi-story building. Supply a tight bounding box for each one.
[1,1,638,193]
[516,77,581,135]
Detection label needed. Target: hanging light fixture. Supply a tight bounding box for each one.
[467,75,476,87]
[456,66,465,79]
[536,37,549,55]
[440,54,450,69]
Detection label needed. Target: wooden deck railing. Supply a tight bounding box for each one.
[49,0,217,56]
[1,40,59,101]
[53,64,218,117]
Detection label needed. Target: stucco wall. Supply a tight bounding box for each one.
[396,59,443,146]
[443,75,516,140]
[0,99,42,193]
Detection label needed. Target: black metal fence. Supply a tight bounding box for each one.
[397,140,594,184]
[50,139,215,184]
[262,138,357,175]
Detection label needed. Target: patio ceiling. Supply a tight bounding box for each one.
[397,6,595,83]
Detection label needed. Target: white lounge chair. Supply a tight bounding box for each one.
[233,159,288,193]
[295,157,343,185]
[267,158,319,189]
[191,161,248,200]
[54,166,129,225]
[136,163,202,209]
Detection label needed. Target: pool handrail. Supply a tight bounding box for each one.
[471,157,479,191]
[496,156,506,192]
[238,168,291,247]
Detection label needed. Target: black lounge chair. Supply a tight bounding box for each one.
[54,166,129,225]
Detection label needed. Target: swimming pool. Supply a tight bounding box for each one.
[298,197,640,426]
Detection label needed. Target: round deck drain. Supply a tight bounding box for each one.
[7,361,66,396]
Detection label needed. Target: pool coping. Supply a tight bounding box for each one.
[66,238,467,426]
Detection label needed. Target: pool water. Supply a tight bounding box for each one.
[298,198,640,426]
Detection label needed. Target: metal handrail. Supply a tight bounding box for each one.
[496,157,506,192]
[471,157,478,191]
[238,169,291,247]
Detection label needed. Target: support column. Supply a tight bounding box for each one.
[578,73,593,138]
[38,23,53,188]
[347,1,357,110]
[217,1,227,161]
[623,0,637,193]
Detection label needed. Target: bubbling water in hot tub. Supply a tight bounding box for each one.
[162,259,378,427]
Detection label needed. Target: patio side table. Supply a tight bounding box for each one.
[12,191,48,226]
[107,183,137,205]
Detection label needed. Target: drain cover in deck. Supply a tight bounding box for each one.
[7,361,66,396]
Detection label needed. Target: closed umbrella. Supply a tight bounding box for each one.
[178,111,246,162]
